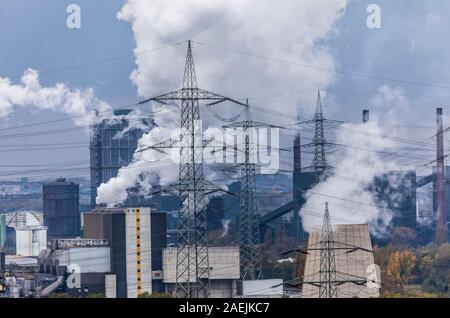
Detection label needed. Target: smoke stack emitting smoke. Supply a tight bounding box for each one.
[0,1,426,237]
[98,1,421,236]
[363,110,370,123]
[301,117,409,237]
[96,0,349,206]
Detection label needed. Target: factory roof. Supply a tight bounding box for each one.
[44,177,78,186]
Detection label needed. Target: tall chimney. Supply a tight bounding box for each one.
[363,109,370,123]
[293,132,303,244]
[436,108,448,245]
[294,133,301,172]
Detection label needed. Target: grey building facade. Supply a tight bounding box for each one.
[90,109,155,209]
[43,178,80,239]
[83,208,167,297]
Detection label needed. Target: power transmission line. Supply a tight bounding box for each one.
[7,41,187,81]
[192,40,450,90]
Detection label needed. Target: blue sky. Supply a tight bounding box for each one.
[0,0,449,180]
[0,0,136,102]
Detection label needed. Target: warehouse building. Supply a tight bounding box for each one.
[162,246,240,298]
[237,279,284,297]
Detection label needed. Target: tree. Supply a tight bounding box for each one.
[86,293,105,298]
[374,243,395,293]
[49,292,72,298]
[385,250,416,292]
[418,243,450,293]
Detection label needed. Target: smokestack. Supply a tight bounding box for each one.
[436,107,448,245]
[0,250,4,272]
[294,133,301,172]
[363,109,370,123]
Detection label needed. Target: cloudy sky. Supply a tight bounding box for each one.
[0,0,449,182]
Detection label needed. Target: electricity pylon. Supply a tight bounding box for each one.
[299,91,341,182]
[319,202,337,298]
[138,41,246,298]
[223,100,267,280]
[281,203,377,298]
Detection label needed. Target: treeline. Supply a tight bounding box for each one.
[375,227,450,297]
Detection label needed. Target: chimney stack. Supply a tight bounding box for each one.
[363,109,370,123]
[294,133,301,172]
[436,107,448,244]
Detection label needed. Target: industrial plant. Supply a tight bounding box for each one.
[0,40,448,299]
[1,1,450,302]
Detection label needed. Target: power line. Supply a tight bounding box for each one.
[7,41,187,81]
[193,40,450,90]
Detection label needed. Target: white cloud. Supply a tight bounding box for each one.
[0,68,111,126]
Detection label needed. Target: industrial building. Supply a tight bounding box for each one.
[83,207,166,297]
[43,178,80,239]
[432,166,450,226]
[0,250,4,271]
[90,109,156,209]
[45,238,110,273]
[162,246,284,298]
[236,279,283,297]
[372,170,417,229]
[302,223,380,298]
[0,216,4,250]
[0,211,47,257]
[38,238,112,297]
[0,251,39,298]
[2,39,450,301]
[162,246,240,298]
[256,131,318,245]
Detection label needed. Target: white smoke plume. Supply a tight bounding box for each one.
[117,0,347,112]
[221,219,231,239]
[0,68,111,126]
[107,108,153,139]
[96,0,349,206]
[96,102,180,206]
[301,115,414,237]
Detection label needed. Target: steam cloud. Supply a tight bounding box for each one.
[96,102,180,206]
[301,114,414,237]
[96,0,349,206]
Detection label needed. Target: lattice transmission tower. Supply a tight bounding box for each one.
[319,202,337,298]
[299,91,341,182]
[138,41,246,298]
[223,100,267,280]
[281,203,378,298]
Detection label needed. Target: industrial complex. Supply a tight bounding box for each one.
[0,37,449,299]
